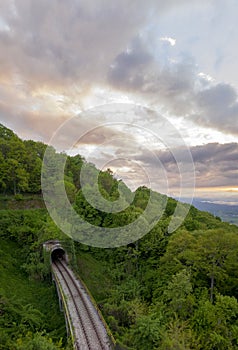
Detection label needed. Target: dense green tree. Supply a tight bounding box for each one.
[15,333,65,350]
[65,154,84,189]
[160,316,198,350]
[163,268,194,319]
[6,158,29,194]
[130,313,163,350]
[194,229,238,302]
[193,294,238,349]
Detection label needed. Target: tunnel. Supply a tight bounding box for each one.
[51,247,66,262]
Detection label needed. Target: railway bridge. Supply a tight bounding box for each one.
[43,240,114,350]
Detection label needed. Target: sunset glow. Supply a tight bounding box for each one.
[0,1,237,201]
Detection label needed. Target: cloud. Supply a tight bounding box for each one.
[134,143,238,189]
[68,138,238,196]
[0,0,238,152]
[0,0,190,89]
[108,37,238,135]
[0,100,69,141]
[198,72,214,82]
[109,48,197,116]
[194,83,238,134]
[108,36,153,89]
[1,0,207,143]
[160,36,176,46]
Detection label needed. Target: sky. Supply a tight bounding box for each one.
[0,0,238,203]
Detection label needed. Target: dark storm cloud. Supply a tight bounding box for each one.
[194,83,238,134]
[109,39,238,134]
[0,0,189,88]
[108,36,153,89]
[191,143,238,163]
[0,0,202,143]
[191,143,238,187]
[134,143,238,188]
[109,46,197,115]
[0,0,237,141]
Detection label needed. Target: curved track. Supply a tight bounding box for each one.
[52,260,111,350]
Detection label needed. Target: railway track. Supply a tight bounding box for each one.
[52,259,111,350]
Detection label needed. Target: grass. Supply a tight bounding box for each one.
[76,251,113,303]
[0,238,66,344]
[0,194,45,210]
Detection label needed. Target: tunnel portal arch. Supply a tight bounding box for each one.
[43,240,68,264]
[51,247,66,262]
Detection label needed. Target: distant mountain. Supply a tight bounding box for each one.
[180,198,238,226]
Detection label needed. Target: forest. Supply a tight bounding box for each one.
[1,123,238,349]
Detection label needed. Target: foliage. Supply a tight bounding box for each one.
[0,238,67,349]
[75,212,238,349]
[14,332,65,350]
[0,123,83,196]
[2,123,238,349]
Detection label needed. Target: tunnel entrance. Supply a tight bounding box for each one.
[51,248,66,262]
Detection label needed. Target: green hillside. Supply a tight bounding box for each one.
[1,123,238,349]
[0,210,69,349]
